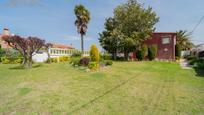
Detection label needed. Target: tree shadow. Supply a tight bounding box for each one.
[9,65,25,70]
[194,67,204,77]
[33,64,43,68]
[9,64,43,70]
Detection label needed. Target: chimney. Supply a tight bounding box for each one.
[3,28,10,36]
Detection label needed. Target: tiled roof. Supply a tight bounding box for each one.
[52,44,75,49]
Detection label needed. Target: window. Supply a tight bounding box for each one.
[162,37,170,44]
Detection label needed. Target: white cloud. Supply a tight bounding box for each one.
[63,35,93,41]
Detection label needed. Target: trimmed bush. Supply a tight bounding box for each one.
[148,45,157,61]
[69,57,80,67]
[141,44,148,60]
[50,58,58,63]
[136,50,142,61]
[1,56,10,64]
[102,52,111,60]
[175,44,181,59]
[104,60,113,66]
[79,57,90,66]
[90,44,100,62]
[0,56,23,64]
[88,62,99,70]
[0,49,22,64]
[59,56,70,62]
[14,58,23,64]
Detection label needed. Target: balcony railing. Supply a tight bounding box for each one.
[49,48,89,57]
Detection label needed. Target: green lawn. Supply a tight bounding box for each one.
[0,61,204,115]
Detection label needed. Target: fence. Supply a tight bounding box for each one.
[49,48,89,57]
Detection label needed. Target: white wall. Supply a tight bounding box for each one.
[33,52,48,63]
[181,51,190,58]
[32,48,90,62]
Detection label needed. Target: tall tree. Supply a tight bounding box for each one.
[114,0,159,60]
[74,5,90,54]
[99,0,159,60]
[2,35,45,68]
[176,30,194,50]
[99,18,123,60]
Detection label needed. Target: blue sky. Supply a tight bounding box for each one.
[0,0,204,50]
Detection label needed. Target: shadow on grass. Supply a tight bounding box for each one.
[9,65,25,70]
[9,64,43,70]
[33,64,43,68]
[194,67,204,77]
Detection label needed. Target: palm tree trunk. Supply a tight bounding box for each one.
[81,34,84,56]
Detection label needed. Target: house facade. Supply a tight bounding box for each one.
[0,28,10,48]
[33,44,76,62]
[143,32,177,61]
[191,44,204,58]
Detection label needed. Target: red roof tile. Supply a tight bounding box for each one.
[52,44,75,49]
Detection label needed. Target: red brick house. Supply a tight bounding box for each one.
[143,32,177,61]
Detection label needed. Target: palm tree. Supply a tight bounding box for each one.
[176,30,194,50]
[74,5,90,54]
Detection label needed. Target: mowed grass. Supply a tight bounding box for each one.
[0,61,204,115]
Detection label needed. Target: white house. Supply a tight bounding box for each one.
[32,47,89,62]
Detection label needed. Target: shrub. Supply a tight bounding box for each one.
[0,56,23,64]
[189,58,198,65]
[69,57,80,66]
[102,52,111,60]
[50,58,58,63]
[90,44,100,62]
[195,59,204,69]
[175,44,181,59]
[1,56,10,64]
[59,56,70,62]
[104,60,113,66]
[141,44,148,60]
[0,48,22,64]
[186,56,197,61]
[148,45,157,61]
[88,62,99,70]
[136,50,142,61]
[0,47,6,62]
[79,57,90,66]
[13,58,23,64]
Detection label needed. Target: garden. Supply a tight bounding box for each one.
[0,61,204,114]
[0,0,204,114]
